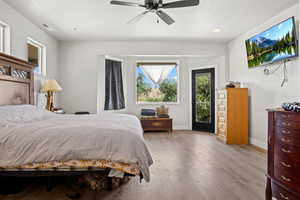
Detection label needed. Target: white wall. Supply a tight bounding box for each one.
[0,0,59,104]
[228,4,299,149]
[99,55,227,130]
[58,41,227,129]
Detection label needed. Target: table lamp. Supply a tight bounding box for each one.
[41,79,62,111]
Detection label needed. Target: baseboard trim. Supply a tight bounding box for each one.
[173,126,190,130]
[250,144,267,153]
[249,137,267,150]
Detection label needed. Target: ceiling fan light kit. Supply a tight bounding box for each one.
[110,0,200,25]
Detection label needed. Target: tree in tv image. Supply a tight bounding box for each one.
[246,18,297,68]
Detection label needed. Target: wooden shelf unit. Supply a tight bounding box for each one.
[216,88,249,144]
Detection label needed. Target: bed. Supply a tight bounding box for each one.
[0,52,153,189]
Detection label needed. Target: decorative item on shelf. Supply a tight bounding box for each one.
[156,105,169,118]
[282,102,300,112]
[41,79,62,112]
[141,109,156,119]
[226,81,241,88]
[226,82,235,88]
[240,82,248,88]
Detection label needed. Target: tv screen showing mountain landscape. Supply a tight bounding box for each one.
[246,17,298,68]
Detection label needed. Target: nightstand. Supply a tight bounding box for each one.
[140,118,173,133]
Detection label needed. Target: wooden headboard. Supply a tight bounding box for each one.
[0,52,35,106]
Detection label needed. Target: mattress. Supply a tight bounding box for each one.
[0,105,152,181]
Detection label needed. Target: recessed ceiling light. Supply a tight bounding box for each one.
[213,28,221,33]
[73,27,78,31]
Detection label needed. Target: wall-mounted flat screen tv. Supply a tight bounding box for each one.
[246,17,298,68]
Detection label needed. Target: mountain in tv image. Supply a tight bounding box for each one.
[255,37,277,48]
[246,18,297,68]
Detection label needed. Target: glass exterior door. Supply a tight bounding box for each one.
[192,68,215,133]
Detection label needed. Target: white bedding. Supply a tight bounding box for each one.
[0,105,153,181]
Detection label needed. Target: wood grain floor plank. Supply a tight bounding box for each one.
[0,131,266,200]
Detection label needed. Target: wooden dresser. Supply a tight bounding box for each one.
[216,88,248,144]
[266,110,300,200]
[140,118,173,133]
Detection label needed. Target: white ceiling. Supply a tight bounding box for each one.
[4,0,298,42]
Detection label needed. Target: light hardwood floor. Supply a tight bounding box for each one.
[0,131,267,200]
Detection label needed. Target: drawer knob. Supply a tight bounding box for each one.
[281,138,291,143]
[280,193,290,200]
[281,176,291,182]
[281,162,292,168]
[282,122,291,126]
[281,148,291,153]
[282,130,291,134]
[152,122,162,127]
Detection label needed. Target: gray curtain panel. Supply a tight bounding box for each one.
[104,59,125,110]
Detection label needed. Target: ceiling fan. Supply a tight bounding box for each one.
[110,0,200,25]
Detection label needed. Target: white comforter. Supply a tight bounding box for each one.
[0,105,153,181]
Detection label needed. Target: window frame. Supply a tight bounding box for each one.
[27,37,47,76]
[0,21,11,55]
[135,60,180,105]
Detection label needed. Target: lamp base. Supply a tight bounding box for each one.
[46,91,54,112]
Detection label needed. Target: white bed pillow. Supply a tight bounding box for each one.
[0,104,54,123]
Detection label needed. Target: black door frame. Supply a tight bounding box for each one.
[192,68,215,133]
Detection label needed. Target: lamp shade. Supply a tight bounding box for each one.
[41,80,62,93]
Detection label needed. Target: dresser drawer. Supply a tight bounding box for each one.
[274,143,300,191]
[274,154,299,173]
[217,90,227,99]
[275,127,300,147]
[276,119,300,129]
[274,168,300,193]
[218,116,226,123]
[275,112,300,123]
[276,126,300,138]
[217,129,226,137]
[217,111,226,118]
[217,99,227,106]
[217,105,227,112]
[275,142,300,164]
[217,122,226,131]
[143,121,166,128]
[141,119,172,132]
[272,182,299,200]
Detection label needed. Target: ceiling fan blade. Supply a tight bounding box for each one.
[111,0,145,7]
[162,0,200,9]
[156,10,175,25]
[127,11,150,24]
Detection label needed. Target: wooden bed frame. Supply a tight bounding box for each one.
[0,52,34,105]
[0,52,127,191]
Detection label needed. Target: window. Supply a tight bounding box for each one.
[0,21,10,54]
[136,62,178,104]
[27,38,46,76]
